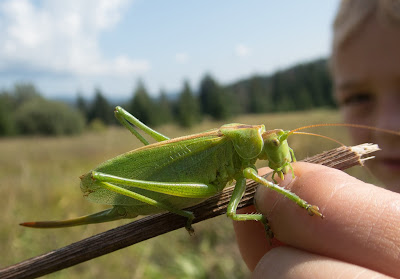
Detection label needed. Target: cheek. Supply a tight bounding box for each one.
[349,128,371,144]
[342,109,373,143]
[342,106,374,125]
[341,107,376,127]
[342,109,355,124]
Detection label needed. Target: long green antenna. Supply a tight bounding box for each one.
[288,123,400,137]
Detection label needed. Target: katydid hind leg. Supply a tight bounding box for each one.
[90,170,220,233]
[226,176,273,239]
[243,167,324,218]
[91,171,219,198]
[95,180,196,234]
[114,106,169,145]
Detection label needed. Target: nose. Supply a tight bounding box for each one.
[374,93,400,145]
[375,95,400,132]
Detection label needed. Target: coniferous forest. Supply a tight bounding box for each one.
[0,58,335,136]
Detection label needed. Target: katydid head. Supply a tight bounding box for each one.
[219,124,294,180]
[259,129,293,180]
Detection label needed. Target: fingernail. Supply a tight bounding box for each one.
[279,173,294,188]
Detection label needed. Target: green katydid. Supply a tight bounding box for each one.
[20,106,394,235]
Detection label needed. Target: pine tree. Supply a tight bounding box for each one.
[129,80,156,126]
[88,88,113,124]
[199,74,231,120]
[0,91,16,135]
[156,90,173,125]
[176,80,201,127]
[248,76,273,113]
[76,93,88,122]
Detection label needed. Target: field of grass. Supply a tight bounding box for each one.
[0,109,379,278]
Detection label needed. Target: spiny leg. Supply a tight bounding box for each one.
[114,106,169,145]
[91,171,220,234]
[96,180,196,234]
[226,176,273,239]
[91,171,219,198]
[243,167,324,218]
[289,147,296,162]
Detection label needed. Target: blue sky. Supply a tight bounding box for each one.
[0,0,339,99]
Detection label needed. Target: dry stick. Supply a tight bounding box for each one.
[0,143,379,279]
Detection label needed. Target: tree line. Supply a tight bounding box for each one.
[0,58,335,136]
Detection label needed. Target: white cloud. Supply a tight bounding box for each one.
[235,43,251,58]
[0,0,150,77]
[175,52,189,64]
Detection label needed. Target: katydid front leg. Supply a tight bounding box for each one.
[243,168,323,218]
[114,106,169,145]
[226,167,323,239]
[226,176,273,239]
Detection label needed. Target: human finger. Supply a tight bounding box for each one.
[253,162,400,278]
[252,246,392,279]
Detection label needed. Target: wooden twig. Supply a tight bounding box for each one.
[0,143,379,279]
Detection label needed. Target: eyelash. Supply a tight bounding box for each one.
[341,91,373,107]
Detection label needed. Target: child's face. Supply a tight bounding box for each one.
[332,17,400,191]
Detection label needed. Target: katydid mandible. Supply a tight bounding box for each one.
[21,106,326,235]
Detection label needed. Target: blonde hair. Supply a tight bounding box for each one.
[332,0,400,53]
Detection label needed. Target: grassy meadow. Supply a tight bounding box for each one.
[0,109,378,278]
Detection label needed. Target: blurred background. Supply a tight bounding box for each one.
[1,1,375,278]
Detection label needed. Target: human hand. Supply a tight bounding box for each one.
[234,162,400,278]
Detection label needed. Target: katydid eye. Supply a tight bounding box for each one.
[272,139,280,146]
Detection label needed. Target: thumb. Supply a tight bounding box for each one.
[254,162,400,278]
